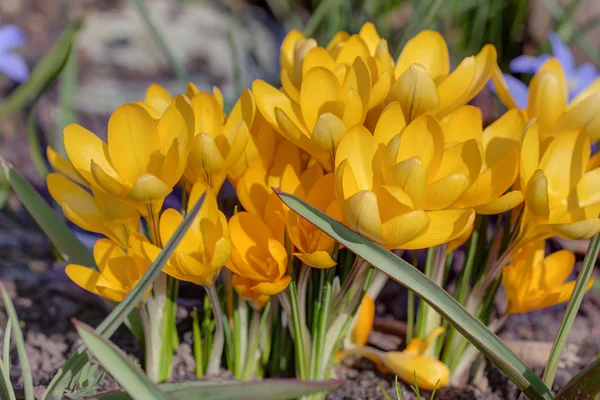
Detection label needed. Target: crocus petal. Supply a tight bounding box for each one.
[157,95,194,152]
[509,55,550,74]
[191,92,224,137]
[423,174,470,210]
[383,353,449,390]
[528,69,567,133]
[335,35,371,65]
[237,166,270,216]
[358,22,381,55]
[312,113,347,163]
[159,208,197,254]
[473,190,524,214]
[225,89,256,137]
[344,190,383,241]
[295,251,337,269]
[64,124,118,185]
[373,102,406,145]
[400,209,475,250]
[395,30,449,81]
[300,67,344,133]
[253,79,305,132]
[107,104,160,183]
[559,92,600,142]
[335,125,377,190]
[0,51,28,82]
[549,31,575,74]
[65,265,102,296]
[541,250,575,288]
[382,210,430,247]
[0,25,26,50]
[353,294,375,347]
[525,170,550,218]
[46,146,87,187]
[280,29,305,73]
[251,276,292,296]
[441,105,483,143]
[127,173,172,204]
[389,64,439,123]
[550,218,600,240]
[490,65,520,110]
[302,46,335,77]
[144,83,172,114]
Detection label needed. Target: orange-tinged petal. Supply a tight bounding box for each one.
[107,104,160,183]
[237,166,270,216]
[400,209,475,250]
[251,276,292,296]
[383,352,449,390]
[353,294,375,347]
[64,124,117,185]
[541,250,575,288]
[66,265,102,296]
[389,64,439,123]
[157,95,194,152]
[295,251,336,269]
[94,238,126,271]
[395,30,449,81]
[229,212,275,269]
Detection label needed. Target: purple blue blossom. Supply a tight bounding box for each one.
[0,22,29,82]
[499,31,599,108]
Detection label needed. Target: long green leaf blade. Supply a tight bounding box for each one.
[0,283,34,400]
[0,20,81,121]
[90,379,341,400]
[555,357,600,400]
[2,165,95,267]
[74,321,169,400]
[42,193,205,400]
[276,191,553,400]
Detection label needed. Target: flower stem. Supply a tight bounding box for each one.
[415,247,436,338]
[543,233,600,387]
[233,295,248,378]
[288,281,308,380]
[205,284,224,375]
[242,301,272,380]
[192,306,204,377]
[142,272,167,382]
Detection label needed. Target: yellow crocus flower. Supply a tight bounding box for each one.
[388,30,496,122]
[519,124,600,241]
[129,183,231,286]
[66,238,151,303]
[492,58,600,142]
[503,240,593,314]
[47,173,139,248]
[63,96,194,218]
[226,211,292,309]
[46,146,87,187]
[183,88,251,193]
[350,327,449,390]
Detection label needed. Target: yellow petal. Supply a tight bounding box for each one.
[571,168,600,209]
[46,146,87,187]
[528,70,567,133]
[144,83,172,114]
[300,67,344,133]
[559,91,600,142]
[395,30,449,81]
[550,218,600,240]
[490,64,519,109]
[435,57,475,117]
[186,82,199,98]
[253,80,305,132]
[237,166,270,216]
[441,106,483,143]
[302,47,335,77]
[383,157,427,209]
[520,122,541,190]
[423,174,470,210]
[224,89,255,138]
[295,251,337,269]
[157,95,194,152]
[159,208,197,255]
[65,265,102,296]
[343,57,372,108]
[341,87,365,127]
[268,140,303,189]
[335,159,360,202]
[482,108,524,166]
[434,139,483,185]
[381,210,430,247]
[127,173,172,204]
[359,22,381,54]
[389,64,439,122]
[312,113,348,163]
[383,353,449,391]
[280,29,305,72]
[228,212,276,273]
[186,133,226,188]
[251,276,292,296]
[211,236,232,270]
[223,121,251,169]
[191,92,224,137]
[344,190,383,242]
[473,190,524,214]
[541,250,575,288]
[373,102,406,145]
[353,294,375,347]
[335,35,371,65]
[335,125,377,191]
[47,172,106,234]
[64,124,118,185]
[400,209,475,250]
[107,103,160,183]
[90,160,130,198]
[525,170,550,218]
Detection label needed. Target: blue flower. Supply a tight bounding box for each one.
[0,23,29,82]
[500,31,598,108]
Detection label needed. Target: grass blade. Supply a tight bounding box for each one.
[2,164,95,267]
[74,321,170,400]
[543,233,600,387]
[555,357,600,400]
[276,190,554,400]
[3,318,11,374]
[0,359,16,400]
[0,283,34,400]
[0,20,81,121]
[90,379,341,400]
[42,193,205,400]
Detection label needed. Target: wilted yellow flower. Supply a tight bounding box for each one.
[64,97,194,218]
[351,327,449,390]
[503,240,593,314]
[226,212,291,309]
[129,183,231,286]
[352,294,375,346]
[47,173,139,248]
[388,30,496,122]
[492,58,600,142]
[519,124,600,241]
[183,88,251,192]
[66,238,151,303]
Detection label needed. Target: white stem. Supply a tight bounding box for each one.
[206,285,224,375]
[143,273,167,382]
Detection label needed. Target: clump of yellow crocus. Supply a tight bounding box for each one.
[349,327,449,390]
[226,211,291,309]
[519,124,600,241]
[66,238,151,303]
[63,96,194,219]
[129,183,231,286]
[502,240,593,314]
[492,58,600,142]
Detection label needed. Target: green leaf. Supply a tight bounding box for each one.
[2,165,95,267]
[0,19,81,121]
[0,360,16,400]
[556,357,600,400]
[276,191,554,400]
[74,321,170,400]
[0,283,34,400]
[89,379,341,400]
[42,193,206,400]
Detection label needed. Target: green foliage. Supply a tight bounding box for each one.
[64,363,105,399]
